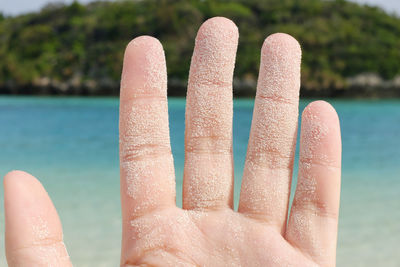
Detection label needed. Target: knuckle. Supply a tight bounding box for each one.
[292,199,338,220]
[185,135,232,155]
[121,142,171,162]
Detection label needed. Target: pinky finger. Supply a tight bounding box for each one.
[286,101,341,266]
[4,171,72,267]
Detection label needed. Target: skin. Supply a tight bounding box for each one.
[3,17,341,266]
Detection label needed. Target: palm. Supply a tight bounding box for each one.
[123,207,317,266]
[3,17,341,267]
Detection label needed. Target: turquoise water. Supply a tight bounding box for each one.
[0,97,399,266]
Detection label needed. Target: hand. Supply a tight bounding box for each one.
[3,17,341,266]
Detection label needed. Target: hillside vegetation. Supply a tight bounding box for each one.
[0,0,400,97]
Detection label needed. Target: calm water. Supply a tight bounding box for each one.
[0,97,399,266]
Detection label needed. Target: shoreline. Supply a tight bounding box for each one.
[1,87,399,99]
[1,93,400,100]
[2,74,400,98]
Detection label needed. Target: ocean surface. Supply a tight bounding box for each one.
[0,97,399,266]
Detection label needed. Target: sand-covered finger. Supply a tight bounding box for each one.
[286,101,341,266]
[183,17,238,210]
[239,33,301,233]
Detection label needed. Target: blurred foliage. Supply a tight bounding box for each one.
[0,0,399,94]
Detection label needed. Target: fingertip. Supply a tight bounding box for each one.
[300,100,341,168]
[4,170,41,193]
[302,100,340,127]
[4,169,30,180]
[262,33,301,58]
[263,32,301,51]
[256,32,301,101]
[197,16,239,41]
[201,16,238,32]
[188,16,238,90]
[124,35,163,58]
[121,35,167,100]
[123,35,165,68]
[303,100,335,112]
[3,171,51,221]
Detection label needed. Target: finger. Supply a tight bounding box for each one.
[119,36,176,257]
[183,17,238,210]
[238,33,301,233]
[120,36,175,217]
[286,101,341,266]
[4,171,72,267]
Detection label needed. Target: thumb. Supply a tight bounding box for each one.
[4,171,72,267]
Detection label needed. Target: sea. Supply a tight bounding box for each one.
[0,97,399,266]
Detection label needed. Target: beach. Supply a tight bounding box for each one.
[0,97,399,266]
